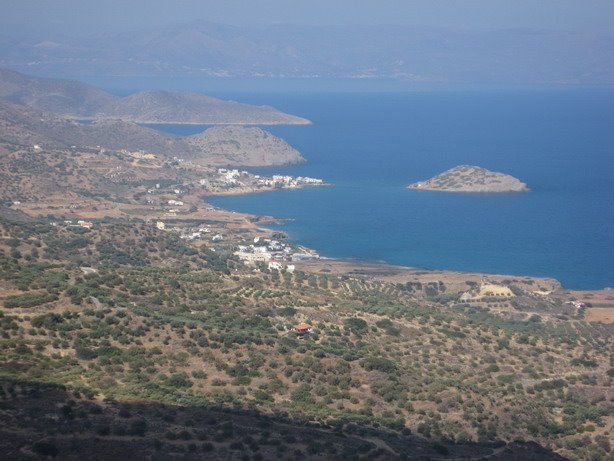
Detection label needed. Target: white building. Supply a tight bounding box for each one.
[268,261,283,271]
[156,221,166,230]
[235,251,272,263]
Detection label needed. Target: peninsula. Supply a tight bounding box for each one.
[0,68,310,125]
[407,165,529,193]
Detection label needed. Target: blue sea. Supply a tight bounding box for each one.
[90,78,614,290]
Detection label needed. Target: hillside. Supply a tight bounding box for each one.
[0,138,611,460]
[187,126,305,166]
[0,101,191,155]
[408,165,530,193]
[0,68,310,125]
[0,102,306,166]
[102,90,310,125]
[0,211,610,460]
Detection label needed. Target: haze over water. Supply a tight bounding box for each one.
[130,83,614,290]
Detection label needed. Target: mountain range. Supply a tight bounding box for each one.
[0,68,307,166]
[1,22,613,84]
[0,68,309,124]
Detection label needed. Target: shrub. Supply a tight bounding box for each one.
[344,318,368,334]
[360,357,396,373]
[31,313,64,328]
[3,292,57,308]
[32,441,59,457]
[291,384,314,404]
[167,372,193,388]
[128,418,148,436]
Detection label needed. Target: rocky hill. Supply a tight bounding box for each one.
[0,101,190,154]
[101,90,310,125]
[187,125,305,166]
[0,68,310,125]
[408,165,529,193]
[0,102,305,166]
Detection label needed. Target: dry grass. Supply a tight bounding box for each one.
[584,308,614,324]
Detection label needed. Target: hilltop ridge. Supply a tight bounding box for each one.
[408,165,529,193]
[0,68,310,125]
[187,125,305,166]
[0,101,305,167]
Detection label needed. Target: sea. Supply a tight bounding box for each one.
[88,78,614,289]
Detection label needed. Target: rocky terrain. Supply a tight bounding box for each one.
[0,101,186,154]
[0,68,310,125]
[187,126,305,166]
[408,165,530,193]
[0,101,305,167]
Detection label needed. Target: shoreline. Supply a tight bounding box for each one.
[71,116,312,126]
[243,214,614,320]
[204,187,613,296]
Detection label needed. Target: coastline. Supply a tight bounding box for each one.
[200,187,614,312]
[69,116,312,126]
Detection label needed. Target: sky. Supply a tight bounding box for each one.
[1,0,613,36]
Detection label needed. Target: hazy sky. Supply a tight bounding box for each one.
[1,0,613,35]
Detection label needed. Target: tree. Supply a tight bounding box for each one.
[344,318,368,335]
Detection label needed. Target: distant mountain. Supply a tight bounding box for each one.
[0,68,310,124]
[0,22,613,84]
[99,90,309,125]
[0,101,305,167]
[0,68,115,116]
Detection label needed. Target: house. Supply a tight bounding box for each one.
[565,301,585,309]
[234,251,272,264]
[291,253,319,261]
[77,220,93,229]
[156,221,166,230]
[211,234,223,242]
[181,232,202,241]
[168,199,184,206]
[292,323,313,336]
[286,264,296,273]
[268,261,283,271]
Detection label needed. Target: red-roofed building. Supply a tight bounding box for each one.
[292,323,313,336]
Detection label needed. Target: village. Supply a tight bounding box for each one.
[232,235,320,270]
[198,168,325,194]
[128,167,326,217]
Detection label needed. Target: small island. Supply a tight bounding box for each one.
[407,165,529,193]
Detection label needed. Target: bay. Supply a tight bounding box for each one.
[203,90,614,290]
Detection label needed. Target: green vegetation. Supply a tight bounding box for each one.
[0,216,611,461]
